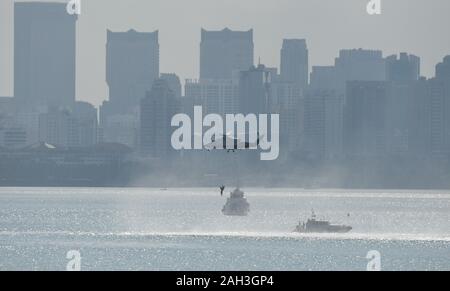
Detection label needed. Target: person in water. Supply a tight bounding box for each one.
[219,186,225,196]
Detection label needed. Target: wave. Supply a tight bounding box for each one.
[1,230,449,242]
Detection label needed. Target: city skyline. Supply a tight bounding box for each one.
[14,2,77,109]
[2,0,450,106]
[1,0,450,274]
[0,0,450,189]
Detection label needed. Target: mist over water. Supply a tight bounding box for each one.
[0,188,448,270]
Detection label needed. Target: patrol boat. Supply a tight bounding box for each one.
[294,210,352,233]
[222,188,250,216]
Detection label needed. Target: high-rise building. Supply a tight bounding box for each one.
[436,56,450,81]
[434,56,450,157]
[386,53,420,82]
[271,82,304,156]
[410,57,450,158]
[307,66,344,159]
[38,109,78,148]
[344,81,389,157]
[391,84,414,155]
[1,126,27,149]
[106,29,159,113]
[0,107,40,149]
[72,102,98,147]
[304,89,344,160]
[0,0,13,97]
[200,28,254,80]
[335,49,386,95]
[382,53,421,156]
[38,104,97,149]
[239,64,273,115]
[280,39,309,88]
[14,2,77,110]
[408,78,430,157]
[161,73,182,98]
[140,79,179,157]
[310,66,337,91]
[185,79,239,116]
[0,97,14,116]
[417,78,450,157]
[424,79,449,157]
[0,98,30,149]
[98,104,139,149]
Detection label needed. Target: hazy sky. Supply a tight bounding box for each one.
[1,0,450,107]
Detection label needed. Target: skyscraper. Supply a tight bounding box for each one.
[423,78,449,157]
[335,49,386,95]
[98,108,139,149]
[72,102,98,147]
[407,57,450,159]
[435,56,450,156]
[344,81,389,157]
[185,79,239,116]
[200,28,254,80]
[140,79,179,157]
[309,66,337,91]
[436,56,450,81]
[0,97,14,116]
[408,78,429,157]
[383,53,421,155]
[0,0,13,97]
[386,53,420,82]
[417,56,450,158]
[14,2,77,110]
[271,82,304,156]
[38,109,78,148]
[160,73,182,98]
[239,64,273,115]
[280,39,309,88]
[106,29,159,113]
[304,89,343,160]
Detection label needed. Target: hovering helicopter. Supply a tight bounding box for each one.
[203,132,263,153]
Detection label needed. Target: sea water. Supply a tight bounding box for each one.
[0,188,448,271]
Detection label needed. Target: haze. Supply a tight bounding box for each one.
[1,0,450,106]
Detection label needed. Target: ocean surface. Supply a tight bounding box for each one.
[0,188,449,271]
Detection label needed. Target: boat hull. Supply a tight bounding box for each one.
[293,226,352,234]
[222,198,250,216]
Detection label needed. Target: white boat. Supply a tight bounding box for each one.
[222,188,250,216]
[294,211,352,233]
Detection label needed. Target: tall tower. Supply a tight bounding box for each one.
[436,56,450,81]
[14,2,77,110]
[106,29,159,113]
[160,73,182,98]
[344,81,389,157]
[239,64,273,115]
[200,28,254,80]
[334,49,386,95]
[0,0,13,97]
[140,79,179,157]
[280,39,309,88]
[386,53,420,82]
